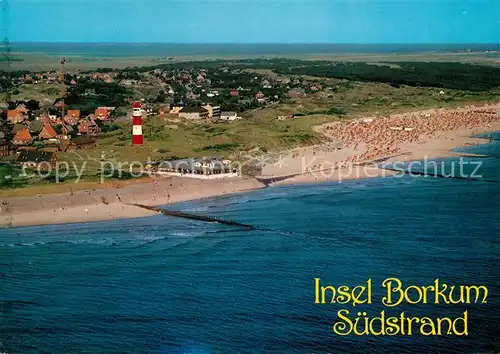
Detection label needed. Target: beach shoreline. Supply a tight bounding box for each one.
[1,104,499,229]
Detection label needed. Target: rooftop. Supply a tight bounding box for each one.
[180,106,208,114]
[17,150,55,163]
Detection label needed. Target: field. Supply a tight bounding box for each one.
[42,79,500,176]
[7,82,60,104]
[5,51,500,71]
[2,54,500,196]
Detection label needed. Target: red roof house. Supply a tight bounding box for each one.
[7,110,25,124]
[39,112,51,124]
[67,110,80,119]
[39,124,58,140]
[13,128,33,145]
[94,107,110,120]
[16,104,29,114]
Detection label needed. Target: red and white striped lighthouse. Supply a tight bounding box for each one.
[131,101,144,145]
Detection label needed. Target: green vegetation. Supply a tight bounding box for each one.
[64,80,131,115]
[195,143,240,153]
[272,61,500,92]
[0,164,35,189]
[110,58,500,92]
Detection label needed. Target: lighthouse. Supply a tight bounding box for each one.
[131,101,144,145]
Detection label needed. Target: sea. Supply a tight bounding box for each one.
[1,133,499,353]
[8,43,500,57]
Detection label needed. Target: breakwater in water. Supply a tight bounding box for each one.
[131,204,256,229]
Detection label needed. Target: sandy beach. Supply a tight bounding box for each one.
[0,177,264,228]
[1,103,499,228]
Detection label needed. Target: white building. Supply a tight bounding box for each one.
[220,111,239,121]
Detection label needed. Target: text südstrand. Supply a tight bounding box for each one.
[314,278,488,336]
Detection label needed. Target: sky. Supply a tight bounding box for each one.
[5,0,500,43]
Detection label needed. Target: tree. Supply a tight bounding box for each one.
[113,108,128,117]
[156,91,167,103]
[25,99,40,111]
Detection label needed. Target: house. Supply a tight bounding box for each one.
[92,73,113,83]
[219,111,239,121]
[158,156,234,175]
[65,125,74,135]
[39,123,58,140]
[67,110,80,120]
[12,124,28,134]
[206,90,219,98]
[178,107,209,120]
[94,107,110,120]
[77,120,90,135]
[185,91,200,100]
[39,112,51,124]
[23,75,34,84]
[229,90,239,97]
[78,118,101,137]
[255,91,266,103]
[310,84,323,91]
[288,88,307,99]
[202,104,221,119]
[0,140,10,158]
[277,114,295,121]
[17,150,57,169]
[13,128,33,145]
[196,74,205,82]
[7,110,25,124]
[121,79,136,86]
[169,106,184,115]
[63,115,79,126]
[16,104,29,115]
[262,79,272,89]
[65,137,97,150]
[158,105,171,116]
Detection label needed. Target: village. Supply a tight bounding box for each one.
[0,61,327,176]
[2,58,500,187]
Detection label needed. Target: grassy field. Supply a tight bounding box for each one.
[8,83,61,104]
[58,79,498,165]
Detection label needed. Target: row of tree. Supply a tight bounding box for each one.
[272,61,500,92]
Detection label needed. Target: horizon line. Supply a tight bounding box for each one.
[6,42,500,45]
